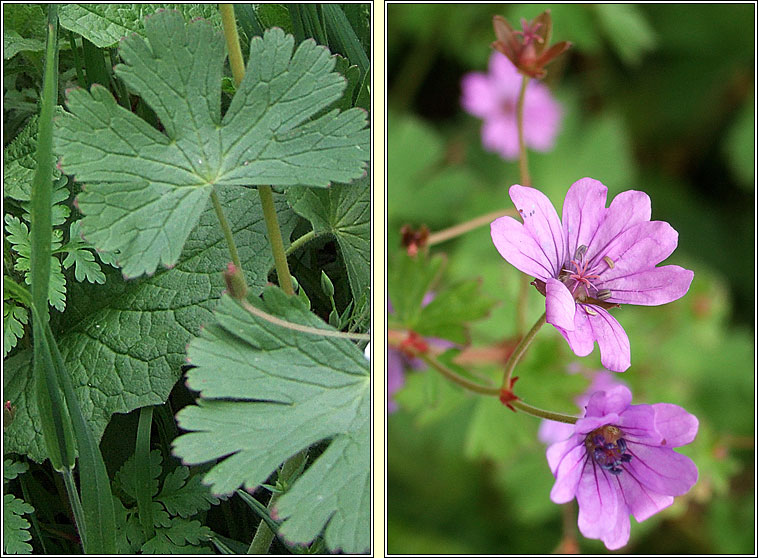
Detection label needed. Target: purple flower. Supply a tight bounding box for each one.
[538,370,626,445]
[490,178,694,372]
[461,52,561,160]
[547,385,699,550]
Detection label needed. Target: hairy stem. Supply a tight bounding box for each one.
[510,400,578,424]
[501,311,546,390]
[427,209,517,246]
[418,353,499,396]
[285,229,319,256]
[258,185,295,295]
[211,188,243,270]
[247,451,308,554]
[516,75,531,187]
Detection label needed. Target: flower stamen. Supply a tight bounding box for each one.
[585,425,633,476]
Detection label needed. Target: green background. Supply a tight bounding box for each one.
[387,3,754,554]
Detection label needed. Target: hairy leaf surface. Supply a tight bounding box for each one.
[54,10,369,278]
[173,289,369,553]
[287,171,370,300]
[3,188,297,462]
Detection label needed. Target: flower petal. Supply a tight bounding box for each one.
[588,306,631,373]
[481,117,519,159]
[600,494,631,550]
[562,178,608,260]
[588,189,651,263]
[599,221,680,274]
[549,440,587,504]
[553,304,595,357]
[491,215,554,281]
[623,443,699,496]
[545,278,576,331]
[387,348,406,413]
[576,461,620,539]
[651,403,699,447]
[509,185,566,276]
[539,419,576,445]
[523,82,562,151]
[585,385,632,417]
[460,72,499,117]
[601,265,694,306]
[617,473,674,522]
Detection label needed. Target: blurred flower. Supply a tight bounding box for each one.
[387,295,455,412]
[490,178,694,371]
[538,370,626,445]
[546,385,699,550]
[491,11,571,79]
[461,52,562,160]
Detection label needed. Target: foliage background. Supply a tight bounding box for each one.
[387,3,754,554]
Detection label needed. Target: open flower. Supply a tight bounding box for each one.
[538,370,626,445]
[490,178,694,371]
[546,385,699,550]
[461,52,562,160]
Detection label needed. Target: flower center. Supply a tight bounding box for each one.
[559,245,612,303]
[585,425,632,476]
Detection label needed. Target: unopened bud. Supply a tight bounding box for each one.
[320,271,335,299]
[224,263,248,300]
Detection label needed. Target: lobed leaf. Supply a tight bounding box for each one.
[3,494,35,554]
[287,172,370,301]
[54,10,369,278]
[3,187,298,462]
[173,288,369,553]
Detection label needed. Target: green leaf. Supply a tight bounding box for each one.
[416,279,496,344]
[3,493,35,554]
[114,448,162,503]
[61,221,106,284]
[5,211,66,312]
[388,251,444,329]
[140,517,212,554]
[173,288,369,553]
[287,173,370,300]
[156,466,221,518]
[723,92,755,189]
[3,301,29,357]
[58,4,222,48]
[3,4,47,59]
[54,11,369,278]
[3,187,298,463]
[3,459,29,481]
[3,111,63,201]
[593,4,657,65]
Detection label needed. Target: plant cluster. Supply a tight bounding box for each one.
[3,4,370,554]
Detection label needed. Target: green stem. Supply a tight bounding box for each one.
[510,400,578,424]
[516,75,531,187]
[247,450,308,554]
[61,469,86,546]
[418,353,499,396]
[219,3,294,297]
[210,188,243,270]
[220,4,246,87]
[67,31,85,87]
[501,311,546,390]
[258,185,295,296]
[285,229,318,256]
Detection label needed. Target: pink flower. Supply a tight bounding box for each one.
[547,385,699,550]
[538,370,626,445]
[461,52,561,160]
[490,178,694,372]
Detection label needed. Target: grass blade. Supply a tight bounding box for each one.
[323,4,369,79]
[135,406,156,540]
